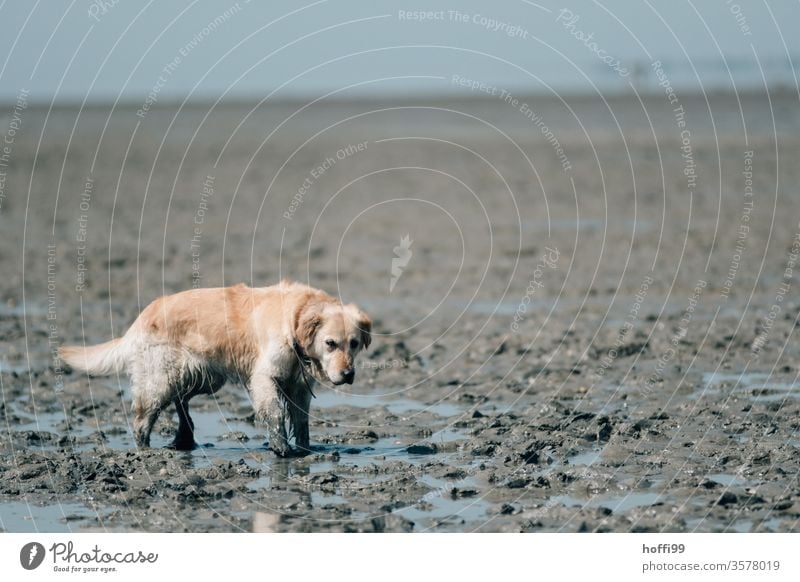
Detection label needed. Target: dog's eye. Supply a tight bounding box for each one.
[350,339,359,350]
[325,339,337,350]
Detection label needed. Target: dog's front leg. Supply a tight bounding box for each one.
[287,381,312,454]
[251,373,292,457]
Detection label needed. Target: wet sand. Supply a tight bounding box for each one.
[1,90,799,532]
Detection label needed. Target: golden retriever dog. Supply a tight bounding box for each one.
[59,280,372,456]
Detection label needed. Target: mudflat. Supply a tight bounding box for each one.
[1,91,799,532]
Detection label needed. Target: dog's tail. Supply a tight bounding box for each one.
[59,337,128,376]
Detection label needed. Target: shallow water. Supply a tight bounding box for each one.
[396,469,492,531]
[314,390,465,417]
[696,371,798,402]
[706,473,749,487]
[552,492,663,512]
[0,501,104,533]
[568,449,603,466]
[0,378,483,531]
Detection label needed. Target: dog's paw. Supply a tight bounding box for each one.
[165,439,197,451]
[270,443,307,458]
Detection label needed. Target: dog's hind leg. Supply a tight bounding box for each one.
[168,369,224,450]
[170,397,196,450]
[132,391,170,448]
[129,349,174,448]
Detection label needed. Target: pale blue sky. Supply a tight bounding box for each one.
[1,0,797,103]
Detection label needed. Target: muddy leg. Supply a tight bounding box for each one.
[288,382,312,454]
[133,396,168,448]
[130,361,172,448]
[169,397,196,450]
[251,374,292,457]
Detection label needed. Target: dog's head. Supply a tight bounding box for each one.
[295,301,371,385]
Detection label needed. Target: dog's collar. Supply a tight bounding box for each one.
[292,340,311,365]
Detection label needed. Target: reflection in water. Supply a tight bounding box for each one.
[252,511,280,533]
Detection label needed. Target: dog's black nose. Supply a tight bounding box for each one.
[343,370,355,384]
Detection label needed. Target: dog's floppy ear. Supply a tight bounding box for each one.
[295,303,322,351]
[350,305,372,349]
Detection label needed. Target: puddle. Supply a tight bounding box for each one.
[0,304,48,317]
[314,391,464,417]
[239,432,481,529]
[249,458,493,529]
[0,360,33,376]
[310,490,350,508]
[0,501,103,533]
[731,519,753,533]
[688,516,775,533]
[14,409,134,451]
[396,472,490,528]
[465,299,555,316]
[552,492,663,512]
[428,428,470,451]
[174,411,270,467]
[568,449,603,466]
[746,384,798,402]
[696,372,798,402]
[706,473,748,487]
[245,475,273,491]
[11,406,269,467]
[9,397,470,467]
[704,372,770,384]
[5,389,483,531]
[307,437,451,473]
